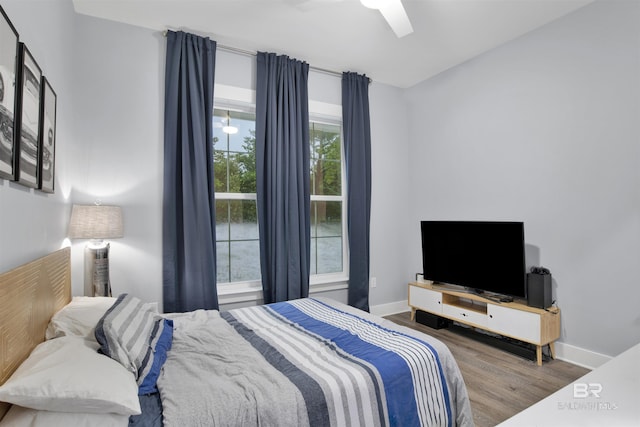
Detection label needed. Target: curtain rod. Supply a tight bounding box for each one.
[162,30,370,82]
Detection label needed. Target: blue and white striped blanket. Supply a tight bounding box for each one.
[157,298,473,427]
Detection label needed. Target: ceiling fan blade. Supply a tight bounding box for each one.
[378,0,413,38]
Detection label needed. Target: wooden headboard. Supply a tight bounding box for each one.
[0,248,71,419]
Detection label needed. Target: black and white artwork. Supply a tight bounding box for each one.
[0,6,19,181]
[39,77,56,193]
[16,43,42,188]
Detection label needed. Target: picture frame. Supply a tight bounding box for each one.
[0,6,20,181]
[39,77,56,193]
[15,43,42,188]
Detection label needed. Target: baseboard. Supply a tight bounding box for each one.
[554,342,612,370]
[370,300,409,317]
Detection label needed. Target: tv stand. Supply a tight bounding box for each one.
[408,281,560,365]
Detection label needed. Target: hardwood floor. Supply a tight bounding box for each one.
[385,312,590,427]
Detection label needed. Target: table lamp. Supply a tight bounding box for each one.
[68,204,123,296]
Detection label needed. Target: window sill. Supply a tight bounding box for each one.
[217,281,261,305]
[218,276,348,306]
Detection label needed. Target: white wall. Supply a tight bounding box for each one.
[0,0,77,273]
[404,0,640,357]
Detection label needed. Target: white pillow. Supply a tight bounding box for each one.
[0,405,128,427]
[0,336,141,415]
[46,296,117,340]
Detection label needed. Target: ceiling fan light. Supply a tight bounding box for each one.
[360,0,391,10]
[222,125,238,135]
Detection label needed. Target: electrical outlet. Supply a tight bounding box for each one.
[370,277,377,288]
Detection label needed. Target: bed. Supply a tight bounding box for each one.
[0,249,473,426]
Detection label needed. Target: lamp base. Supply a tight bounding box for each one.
[84,243,112,297]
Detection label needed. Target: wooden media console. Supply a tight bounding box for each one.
[408,281,560,365]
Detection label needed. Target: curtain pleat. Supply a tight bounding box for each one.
[256,52,310,304]
[342,72,372,312]
[162,31,218,312]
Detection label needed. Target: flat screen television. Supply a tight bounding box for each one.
[421,221,526,299]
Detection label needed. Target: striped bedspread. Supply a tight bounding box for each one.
[157,298,472,427]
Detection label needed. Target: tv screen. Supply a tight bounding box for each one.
[421,221,526,298]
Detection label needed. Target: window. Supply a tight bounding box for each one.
[213,105,346,286]
[310,121,344,276]
[213,108,260,284]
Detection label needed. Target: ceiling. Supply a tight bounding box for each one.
[72,0,594,88]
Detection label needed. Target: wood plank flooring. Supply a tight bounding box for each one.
[385,312,590,427]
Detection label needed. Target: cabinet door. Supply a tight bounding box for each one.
[409,286,442,314]
[488,304,541,344]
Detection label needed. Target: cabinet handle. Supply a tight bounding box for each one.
[489,315,493,318]
[461,313,466,317]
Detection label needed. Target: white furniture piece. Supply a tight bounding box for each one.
[408,281,561,365]
[498,342,640,426]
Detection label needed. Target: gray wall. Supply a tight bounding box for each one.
[404,0,640,357]
[0,0,77,272]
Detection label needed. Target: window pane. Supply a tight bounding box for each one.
[214,151,228,193]
[310,122,341,196]
[227,111,255,154]
[216,241,230,283]
[315,201,341,237]
[234,151,256,195]
[316,237,342,274]
[213,109,257,194]
[213,109,229,151]
[312,122,341,161]
[213,109,256,153]
[311,158,341,196]
[217,198,259,283]
[311,203,317,238]
[216,200,230,240]
[310,242,317,275]
[227,152,242,193]
[229,200,258,240]
[230,240,261,282]
[311,201,342,275]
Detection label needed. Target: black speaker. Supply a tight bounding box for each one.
[415,310,450,329]
[527,273,552,309]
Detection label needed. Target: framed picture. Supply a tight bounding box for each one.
[0,6,19,181]
[15,43,42,188]
[39,77,56,193]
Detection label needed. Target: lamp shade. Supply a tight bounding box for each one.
[68,205,124,239]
